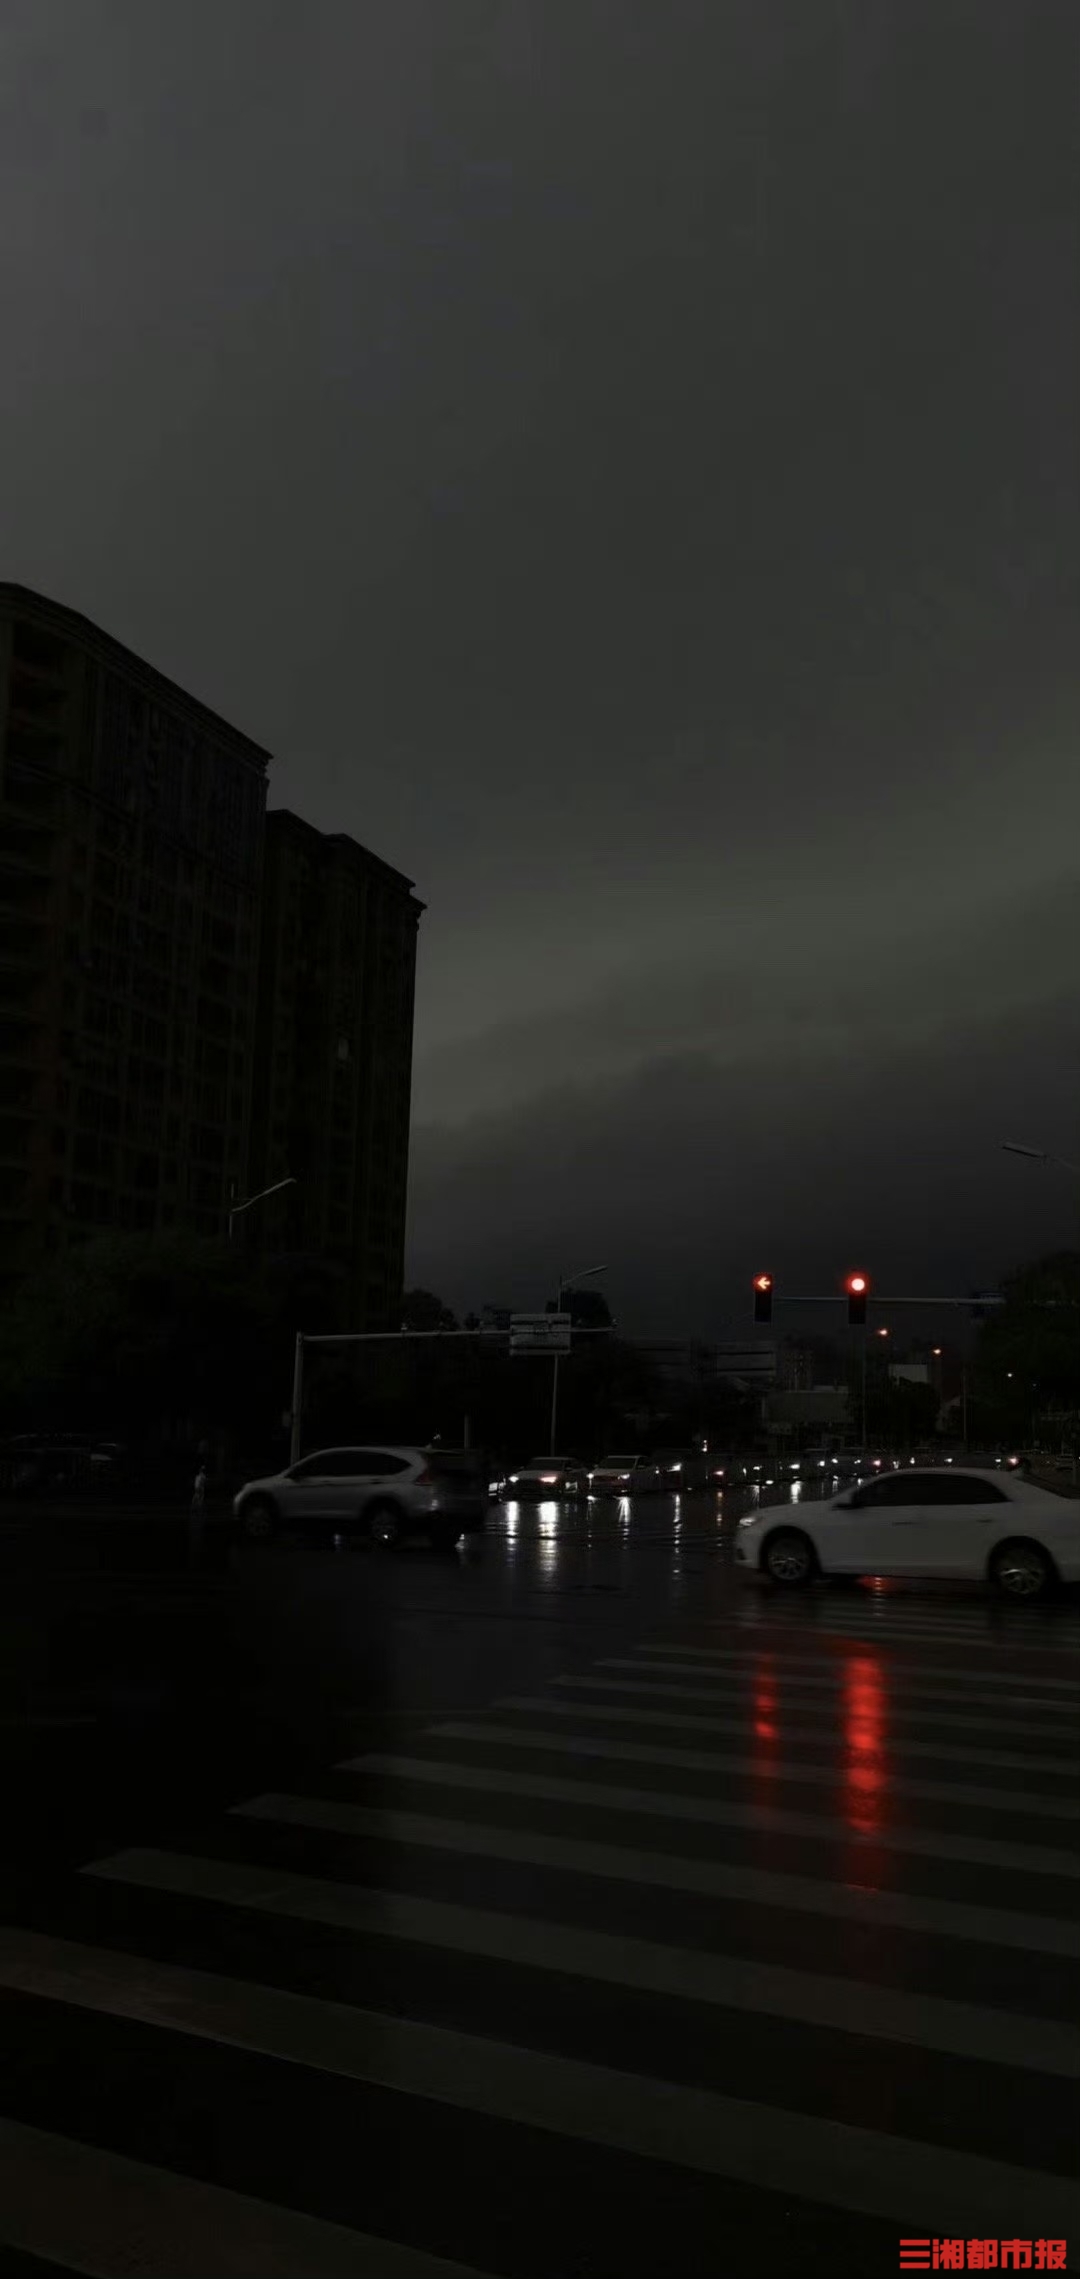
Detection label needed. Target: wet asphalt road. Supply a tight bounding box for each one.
[0,1485,1078,2278]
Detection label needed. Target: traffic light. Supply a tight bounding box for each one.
[753,1273,773,1325]
[845,1271,869,1327]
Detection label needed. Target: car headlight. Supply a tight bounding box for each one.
[737,1512,760,1529]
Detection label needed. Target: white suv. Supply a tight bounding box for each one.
[233,1446,486,1548]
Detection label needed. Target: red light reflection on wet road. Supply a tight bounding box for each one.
[840,1654,890,1833]
[747,1665,784,1785]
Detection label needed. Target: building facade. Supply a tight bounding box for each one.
[0,584,269,1290]
[246,809,423,1329]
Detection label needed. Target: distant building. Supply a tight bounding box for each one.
[713,1343,777,1386]
[246,809,423,1329]
[0,584,268,1290]
[636,1342,778,1394]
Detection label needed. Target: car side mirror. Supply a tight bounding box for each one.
[835,1491,857,1509]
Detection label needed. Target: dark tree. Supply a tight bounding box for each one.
[400,1288,459,1332]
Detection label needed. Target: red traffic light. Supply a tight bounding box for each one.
[845,1269,869,1326]
[753,1273,773,1292]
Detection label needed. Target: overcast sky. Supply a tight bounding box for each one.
[3,1,1077,1333]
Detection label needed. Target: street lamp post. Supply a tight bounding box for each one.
[228,1176,297,1242]
[549,1262,607,1457]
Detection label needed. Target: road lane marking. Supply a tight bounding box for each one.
[630,1643,1080,1698]
[711,1612,1080,1658]
[338,1754,1080,1956]
[432,1720,1080,1877]
[801,1623,1080,1655]
[6,1943,1080,2247]
[500,1693,1079,1815]
[586,1678,1075,1775]
[78,1850,1080,2088]
[544,1676,1077,1755]
[0,2115,489,2278]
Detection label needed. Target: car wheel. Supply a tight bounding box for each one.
[241,1497,278,1543]
[763,1529,817,1586]
[430,1522,463,1552]
[366,1501,404,1548]
[990,1539,1055,1600]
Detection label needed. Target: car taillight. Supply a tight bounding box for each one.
[415,1467,433,1485]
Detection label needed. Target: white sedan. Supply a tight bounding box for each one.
[735,1467,1080,1599]
[588,1453,664,1495]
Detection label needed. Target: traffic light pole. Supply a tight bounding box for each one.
[287,1324,613,1466]
[762,1295,1005,1308]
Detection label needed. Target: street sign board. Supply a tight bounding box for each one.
[510,1312,572,1355]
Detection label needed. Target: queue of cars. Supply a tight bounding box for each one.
[0,1433,130,1495]
[489,1442,1079,1598]
[490,1445,1035,1502]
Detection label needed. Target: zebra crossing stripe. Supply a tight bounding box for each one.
[0,2114,491,2278]
[8,1924,1079,2235]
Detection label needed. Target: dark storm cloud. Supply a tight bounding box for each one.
[409,876,1080,1331]
[2,1,1077,1321]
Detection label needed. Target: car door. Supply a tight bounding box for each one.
[282,1452,341,1523]
[897,1473,1013,1576]
[819,1473,919,1572]
[346,1450,417,1521]
[319,1448,414,1522]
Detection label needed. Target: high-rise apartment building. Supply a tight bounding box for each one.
[246,809,423,1330]
[0,584,269,1291]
